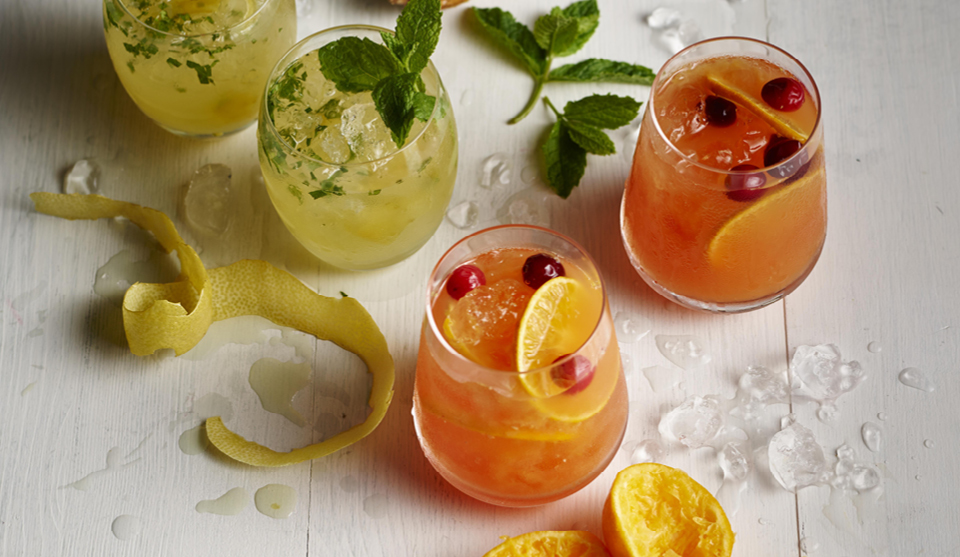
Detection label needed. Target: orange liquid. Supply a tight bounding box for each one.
[413,247,627,506]
[622,55,826,306]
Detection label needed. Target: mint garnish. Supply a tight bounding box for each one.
[316,0,442,147]
[542,94,641,198]
[472,0,653,124]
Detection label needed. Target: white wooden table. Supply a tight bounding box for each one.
[2,0,958,555]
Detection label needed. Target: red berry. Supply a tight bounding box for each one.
[445,264,486,300]
[764,135,802,167]
[762,77,805,112]
[551,354,595,394]
[725,164,767,202]
[522,254,565,289]
[704,95,737,127]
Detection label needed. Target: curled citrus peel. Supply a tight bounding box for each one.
[30,192,395,467]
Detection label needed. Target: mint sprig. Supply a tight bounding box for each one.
[316,0,441,147]
[473,0,652,124]
[541,94,641,198]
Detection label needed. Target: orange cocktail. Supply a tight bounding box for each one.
[413,226,627,507]
[621,38,826,312]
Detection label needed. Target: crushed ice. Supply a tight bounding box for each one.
[63,159,100,195]
[181,164,234,236]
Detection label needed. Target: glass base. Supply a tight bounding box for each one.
[627,245,825,314]
[155,119,255,139]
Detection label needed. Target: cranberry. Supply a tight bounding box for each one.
[445,264,486,300]
[704,95,737,127]
[764,135,802,167]
[761,77,806,112]
[522,254,565,289]
[725,164,767,202]
[551,354,595,394]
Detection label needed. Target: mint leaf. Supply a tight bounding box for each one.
[472,7,546,76]
[563,93,641,129]
[395,0,442,74]
[186,60,217,85]
[542,121,587,199]
[549,58,655,84]
[317,36,402,93]
[372,73,421,147]
[563,120,616,155]
[413,92,437,121]
[533,9,580,56]
[558,0,599,56]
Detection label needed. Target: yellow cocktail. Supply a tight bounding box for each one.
[103,0,296,137]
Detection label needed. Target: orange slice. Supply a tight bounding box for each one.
[516,277,582,379]
[706,158,825,275]
[706,75,809,143]
[483,531,612,557]
[602,463,735,557]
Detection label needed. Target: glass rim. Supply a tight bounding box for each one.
[112,0,274,39]
[259,24,444,170]
[648,36,823,176]
[424,224,609,379]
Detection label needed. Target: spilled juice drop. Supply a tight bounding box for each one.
[248,358,312,427]
[255,484,297,519]
[196,487,248,515]
[178,424,209,455]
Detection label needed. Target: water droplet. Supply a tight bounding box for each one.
[800,536,820,553]
[63,159,101,195]
[877,412,887,421]
[20,381,38,396]
[363,493,389,519]
[655,335,711,370]
[816,403,839,423]
[196,487,248,515]
[898,367,936,392]
[339,476,359,493]
[459,89,473,107]
[867,341,882,353]
[111,515,140,541]
[915,474,922,481]
[861,422,881,453]
[923,439,934,449]
[642,365,680,393]
[255,484,297,519]
[446,200,478,229]
[630,439,665,464]
[758,517,769,526]
[614,312,650,343]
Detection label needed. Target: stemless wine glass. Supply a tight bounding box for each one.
[103,0,296,137]
[257,26,458,271]
[621,37,826,313]
[413,225,627,507]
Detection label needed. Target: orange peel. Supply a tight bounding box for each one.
[483,531,611,557]
[30,192,395,467]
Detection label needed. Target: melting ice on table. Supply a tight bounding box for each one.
[181,164,234,236]
[63,159,100,195]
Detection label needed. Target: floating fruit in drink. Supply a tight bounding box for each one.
[413,226,627,506]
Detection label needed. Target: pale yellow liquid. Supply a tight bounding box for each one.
[257,48,458,270]
[103,0,296,136]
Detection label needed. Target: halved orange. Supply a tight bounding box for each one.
[483,531,612,557]
[602,463,734,557]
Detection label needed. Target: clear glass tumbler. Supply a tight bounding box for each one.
[413,225,627,506]
[103,0,296,137]
[621,37,826,313]
[257,26,458,271]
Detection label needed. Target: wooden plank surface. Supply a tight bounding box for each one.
[1,0,957,556]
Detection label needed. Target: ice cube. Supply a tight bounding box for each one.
[645,8,681,30]
[737,365,789,408]
[718,441,751,481]
[340,102,391,162]
[790,344,865,402]
[832,444,880,492]
[317,126,352,165]
[630,439,665,464]
[63,159,100,195]
[446,201,478,229]
[767,421,827,492]
[446,279,530,347]
[614,312,650,343]
[181,164,233,235]
[480,153,511,188]
[655,335,712,370]
[658,395,723,448]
